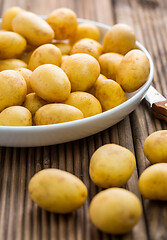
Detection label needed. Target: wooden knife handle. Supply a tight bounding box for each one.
[152,100,167,122]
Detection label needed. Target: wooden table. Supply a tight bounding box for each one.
[0,0,167,239]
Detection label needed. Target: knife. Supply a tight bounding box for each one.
[144,85,167,122]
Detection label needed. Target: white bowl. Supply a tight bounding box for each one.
[0,18,154,147]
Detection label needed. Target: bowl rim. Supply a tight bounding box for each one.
[0,18,154,132]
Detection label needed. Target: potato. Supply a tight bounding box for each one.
[103,23,136,55]
[46,8,77,40]
[143,130,167,164]
[70,22,100,44]
[138,163,167,200]
[95,79,127,111]
[23,93,47,116]
[89,188,142,234]
[30,64,71,102]
[34,103,84,125]
[28,44,62,71]
[70,38,103,59]
[61,53,100,91]
[0,106,32,126]
[89,144,136,188]
[2,6,24,31]
[54,42,72,55]
[64,92,102,117]
[29,169,87,213]
[87,74,107,96]
[0,70,27,112]
[61,55,70,65]
[116,50,150,92]
[12,11,54,46]
[20,48,35,64]
[99,53,123,80]
[0,31,27,59]
[0,59,27,71]
[17,68,33,94]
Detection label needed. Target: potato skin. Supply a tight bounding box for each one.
[64,92,102,117]
[0,106,32,126]
[103,24,136,55]
[89,144,136,188]
[29,168,87,213]
[17,68,33,94]
[30,64,71,102]
[87,74,107,96]
[0,70,27,112]
[12,11,54,46]
[34,103,84,125]
[143,130,167,164]
[0,59,27,71]
[116,50,150,92]
[89,188,142,234]
[138,163,167,200]
[0,31,27,59]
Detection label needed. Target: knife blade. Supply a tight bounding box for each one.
[144,85,167,122]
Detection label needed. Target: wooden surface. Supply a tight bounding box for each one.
[0,0,167,239]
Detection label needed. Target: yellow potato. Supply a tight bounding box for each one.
[89,144,136,188]
[0,106,32,126]
[89,188,142,234]
[0,59,27,71]
[29,168,87,213]
[30,64,71,102]
[17,68,33,94]
[54,42,72,55]
[28,44,62,71]
[103,23,136,55]
[87,74,107,96]
[61,53,100,91]
[0,70,27,112]
[64,92,102,118]
[143,130,167,164]
[116,50,150,92]
[70,38,103,59]
[20,50,34,64]
[12,11,54,46]
[99,53,123,80]
[95,79,127,111]
[70,22,100,44]
[23,93,47,116]
[61,55,70,65]
[34,103,84,125]
[138,163,167,200]
[0,31,27,59]
[47,8,77,40]
[2,6,24,31]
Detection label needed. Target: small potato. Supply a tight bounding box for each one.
[89,144,136,188]
[29,168,87,213]
[143,130,167,164]
[64,92,102,118]
[70,22,100,44]
[23,93,47,116]
[54,42,72,55]
[99,53,123,80]
[12,11,54,46]
[0,70,27,112]
[47,8,77,40]
[28,44,62,71]
[2,6,24,31]
[87,74,107,96]
[0,59,27,71]
[138,163,167,200]
[0,31,27,59]
[61,53,100,91]
[17,68,33,94]
[0,106,32,126]
[103,24,136,55]
[70,38,103,59]
[30,64,71,102]
[34,103,84,125]
[95,79,127,111]
[89,188,142,234]
[61,55,70,65]
[116,50,150,92]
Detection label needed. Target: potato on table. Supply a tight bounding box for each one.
[0,59,27,71]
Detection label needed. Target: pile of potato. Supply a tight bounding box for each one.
[0,7,150,126]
